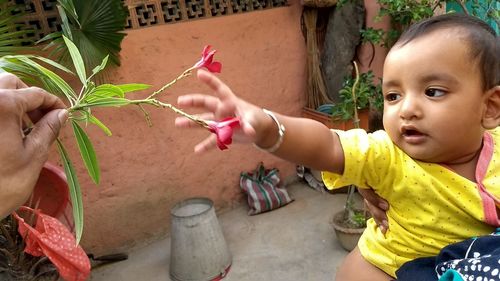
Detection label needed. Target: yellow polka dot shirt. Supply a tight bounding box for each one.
[322,127,499,277]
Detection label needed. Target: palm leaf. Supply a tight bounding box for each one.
[0,0,36,56]
[40,0,128,76]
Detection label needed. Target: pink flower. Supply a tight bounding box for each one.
[207,117,240,150]
[193,45,222,73]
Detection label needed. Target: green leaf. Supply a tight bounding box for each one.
[63,36,87,86]
[38,0,128,77]
[31,56,73,74]
[82,97,131,107]
[116,83,152,93]
[58,5,73,41]
[71,121,100,184]
[90,55,109,79]
[88,84,125,99]
[36,31,62,45]
[0,0,35,56]
[56,139,84,244]
[18,56,77,99]
[57,0,80,26]
[89,115,112,136]
[0,55,77,101]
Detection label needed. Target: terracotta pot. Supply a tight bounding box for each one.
[330,210,365,251]
[24,162,73,229]
[301,107,370,131]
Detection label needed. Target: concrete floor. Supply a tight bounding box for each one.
[89,178,358,281]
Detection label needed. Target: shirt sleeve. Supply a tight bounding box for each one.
[322,129,397,194]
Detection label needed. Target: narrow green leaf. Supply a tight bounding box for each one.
[96,84,124,97]
[0,30,31,41]
[116,83,152,93]
[62,36,87,86]
[0,56,77,101]
[91,55,109,78]
[17,56,77,100]
[71,121,100,184]
[56,139,84,244]
[58,5,73,41]
[82,97,131,107]
[89,115,112,136]
[35,31,62,45]
[31,56,73,74]
[57,0,80,26]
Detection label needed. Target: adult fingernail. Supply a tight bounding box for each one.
[58,109,68,125]
[379,202,389,210]
[382,220,388,227]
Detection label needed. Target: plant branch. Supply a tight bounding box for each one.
[351,61,360,129]
[69,97,210,129]
[147,67,195,99]
[455,0,470,15]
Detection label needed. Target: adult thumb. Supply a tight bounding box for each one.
[25,109,68,154]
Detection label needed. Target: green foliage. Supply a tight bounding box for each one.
[366,0,444,48]
[56,139,84,244]
[0,35,154,243]
[447,0,499,32]
[359,0,499,47]
[343,185,368,228]
[0,0,35,56]
[37,0,128,76]
[331,71,383,120]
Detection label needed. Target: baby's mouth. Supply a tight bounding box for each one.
[401,126,426,144]
[402,129,422,137]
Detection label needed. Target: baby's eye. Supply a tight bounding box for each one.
[425,88,446,97]
[385,93,400,102]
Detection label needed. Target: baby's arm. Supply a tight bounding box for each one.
[175,69,345,174]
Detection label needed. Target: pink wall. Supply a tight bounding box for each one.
[49,2,306,255]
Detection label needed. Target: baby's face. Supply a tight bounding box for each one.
[382,30,488,164]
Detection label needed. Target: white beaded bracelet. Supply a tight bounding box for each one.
[253,109,285,153]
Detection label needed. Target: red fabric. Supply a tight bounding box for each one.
[12,207,90,281]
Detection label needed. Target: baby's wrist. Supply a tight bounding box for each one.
[253,109,285,153]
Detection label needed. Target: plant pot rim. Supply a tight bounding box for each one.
[330,209,366,234]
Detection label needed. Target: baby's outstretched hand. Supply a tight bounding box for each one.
[175,69,265,153]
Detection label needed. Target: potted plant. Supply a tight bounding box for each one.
[329,61,371,251]
[302,62,383,132]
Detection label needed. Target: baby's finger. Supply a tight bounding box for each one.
[197,69,234,101]
[177,94,221,112]
[194,134,218,153]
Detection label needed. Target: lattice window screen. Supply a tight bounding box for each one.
[2,0,288,40]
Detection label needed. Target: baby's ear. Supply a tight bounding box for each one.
[482,85,500,129]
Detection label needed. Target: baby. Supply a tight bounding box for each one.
[175,13,499,280]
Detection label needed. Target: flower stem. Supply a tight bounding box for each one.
[154,100,210,129]
[147,67,195,99]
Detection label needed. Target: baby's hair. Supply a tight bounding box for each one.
[395,13,499,90]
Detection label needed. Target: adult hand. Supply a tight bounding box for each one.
[175,69,269,153]
[0,73,67,219]
[357,187,389,234]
